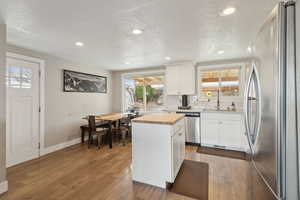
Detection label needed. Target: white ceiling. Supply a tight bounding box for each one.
[1,0,278,70]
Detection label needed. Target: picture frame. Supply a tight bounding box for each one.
[63,69,107,93]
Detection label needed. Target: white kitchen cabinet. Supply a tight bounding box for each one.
[179,126,185,164]
[218,120,243,149]
[201,112,247,151]
[165,66,179,95]
[132,117,185,188]
[201,119,219,145]
[172,131,180,177]
[178,65,195,95]
[165,62,195,95]
[172,124,185,178]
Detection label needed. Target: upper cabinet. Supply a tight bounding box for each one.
[165,62,195,95]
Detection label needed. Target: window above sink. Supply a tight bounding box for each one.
[197,63,247,102]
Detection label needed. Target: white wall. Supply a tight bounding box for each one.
[6,44,113,148]
[0,24,6,184]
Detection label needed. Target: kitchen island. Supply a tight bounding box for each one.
[131,113,185,188]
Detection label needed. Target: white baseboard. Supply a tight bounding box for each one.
[0,181,8,194]
[40,137,87,156]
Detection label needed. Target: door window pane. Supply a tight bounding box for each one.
[21,68,32,88]
[7,66,21,88]
[6,66,32,89]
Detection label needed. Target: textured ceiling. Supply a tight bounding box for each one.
[1,0,278,70]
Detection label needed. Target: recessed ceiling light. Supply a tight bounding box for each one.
[75,42,84,47]
[125,62,131,65]
[220,7,236,16]
[218,50,225,55]
[165,56,171,61]
[132,29,143,35]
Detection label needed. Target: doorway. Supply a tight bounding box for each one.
[5,53,45,167]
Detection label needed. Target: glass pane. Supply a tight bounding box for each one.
[9,77,22,88]
[21,78,32,89]
[124,74,165,112]
[7,66,21,88]
[8,66,21,77]
[145,76,164,111]
[21,68,32,89]
[220,68,240,96]
[200,70,221,97]
[124,78,145,112]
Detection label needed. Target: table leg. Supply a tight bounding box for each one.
[109,121,113,148]
[81,127,85,144]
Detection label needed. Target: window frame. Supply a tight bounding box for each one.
[197,63,246,102]
[121,70,165,113]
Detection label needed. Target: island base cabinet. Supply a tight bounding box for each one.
[132,119,185,189]
[171,125,185,181]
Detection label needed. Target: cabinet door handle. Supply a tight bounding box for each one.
[178,132,183,136]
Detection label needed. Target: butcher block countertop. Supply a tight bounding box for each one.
[132,113,185,125]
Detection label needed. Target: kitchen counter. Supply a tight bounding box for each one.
[201,110,243,114]
[163,108,243,114]
[132,113,185,125]
[163,108,202,113]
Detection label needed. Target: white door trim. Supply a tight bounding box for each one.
[6,52,45,165]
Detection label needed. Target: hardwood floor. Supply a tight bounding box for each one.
[0,144,251,200]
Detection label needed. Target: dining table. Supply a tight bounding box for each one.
[83,112,130,148]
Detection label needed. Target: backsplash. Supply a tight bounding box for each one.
[164,95,244,111]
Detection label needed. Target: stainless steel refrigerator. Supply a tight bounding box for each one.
[244,1,299,199]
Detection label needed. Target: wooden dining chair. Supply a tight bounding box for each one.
[88,116,108,149]
[117,115,132,146]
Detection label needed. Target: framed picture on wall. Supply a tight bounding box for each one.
[63,70,107,93]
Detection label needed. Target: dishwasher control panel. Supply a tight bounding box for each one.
[176,111,200,117]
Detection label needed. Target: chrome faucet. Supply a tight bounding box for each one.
[217,90,220,110]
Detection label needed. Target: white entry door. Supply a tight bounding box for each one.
[6,57,40,167]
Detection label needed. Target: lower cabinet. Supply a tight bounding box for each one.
[171,121,185,181]
[201,119,219,145]
[218,120,244,149]
[201,112,248,151]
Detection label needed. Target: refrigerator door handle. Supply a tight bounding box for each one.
[244,63,262,154]
[244,65,254,153]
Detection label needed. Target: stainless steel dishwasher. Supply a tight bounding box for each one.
[176,111,201,145]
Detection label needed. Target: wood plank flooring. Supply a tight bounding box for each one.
[0,144,251,200]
